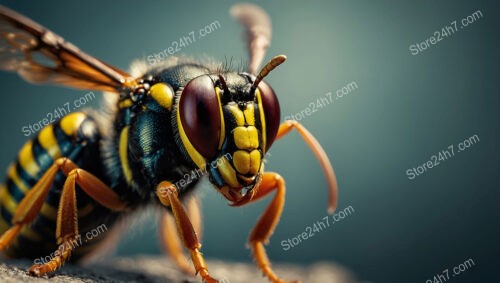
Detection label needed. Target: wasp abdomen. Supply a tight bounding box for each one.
[0,112,119,260]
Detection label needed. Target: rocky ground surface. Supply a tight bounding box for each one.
[0,256,361,283]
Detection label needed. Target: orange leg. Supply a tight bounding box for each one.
[0,157,126,276]
[159,196,202,275]
[156,182,217,283]
[276,120,338,214]
[234,172,298,283]
[29,169,79,276]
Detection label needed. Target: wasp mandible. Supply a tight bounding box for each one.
[0,3,338,283]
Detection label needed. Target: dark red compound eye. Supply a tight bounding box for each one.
[179,75,221,159]
[258,81,280,151]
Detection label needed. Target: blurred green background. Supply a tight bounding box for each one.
[0,0,498,282]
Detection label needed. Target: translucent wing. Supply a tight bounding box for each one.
[0,5,136,93]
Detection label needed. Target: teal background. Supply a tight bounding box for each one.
[0,1,498,282]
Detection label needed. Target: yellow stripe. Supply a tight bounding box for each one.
[0,189,17,215]
[7,165,29,193]
[18,140,40,178]
[1,177,56,221]
[177,104,206,170]
[215,87,226,149]
[0,192,45,244]
[60,112,87,136]
[0,184,6,202]
[38,125,62,159]
[256,89,267,150]
[0,194,53,241]
[119,127,133,183]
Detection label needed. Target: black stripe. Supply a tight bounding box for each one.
[14,233,56,259]
[15,162,37,188]
[45,176,64,208]
[0,205,12,225]
[6,179,57,234]
[6,178,26,203]
[32,135,54,170]
[53,121,74,155]
[30,214,56,237]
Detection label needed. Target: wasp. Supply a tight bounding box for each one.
[0,3,338,283]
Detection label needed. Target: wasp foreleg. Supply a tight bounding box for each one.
[156,182,218,283]
[159,196,202,275]
[232,172,298,283]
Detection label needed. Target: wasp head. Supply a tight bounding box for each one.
[176,56,286,203]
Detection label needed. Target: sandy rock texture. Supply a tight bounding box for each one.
[0,256,360,283]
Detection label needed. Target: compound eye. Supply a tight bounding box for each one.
[258,81,280,151]
[179,75,221,159]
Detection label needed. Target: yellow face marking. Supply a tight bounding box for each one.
[243,104,255,126]
[119,126,133,183]
[217,155,239,187]
[118,98,133,109]
[256,89,267,150]
[233,149,261,175]
[249,150,261,175]
[177,107,206,170]
[215,87,225,149]
[149,83,174,110]
[227,104,245,126]
[38,125,62,159]
[60,112,87,136]
[18,141,40,178]
[7,165,29,193]
[233,126,259,150]
[233,150,250,174]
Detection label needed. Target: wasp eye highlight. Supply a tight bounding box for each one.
[258,81,280,151]
[179,75,222,159]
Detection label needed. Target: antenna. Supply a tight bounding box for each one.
[251,55,287,91]
[230,3,272,74]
